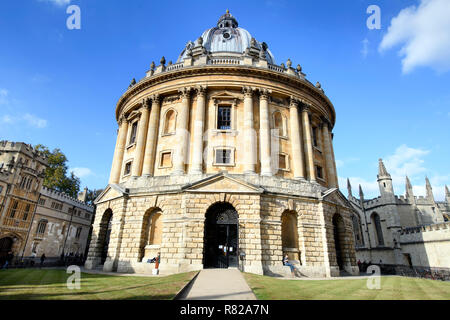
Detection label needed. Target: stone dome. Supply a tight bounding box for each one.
[177,10,275,64]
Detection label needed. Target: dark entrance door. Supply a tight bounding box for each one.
[204,203,238,269]
[100,221,112,265]
[333,215,344,270]
[0,237,13,266]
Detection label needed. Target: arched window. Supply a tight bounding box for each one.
[148,212,162,245]
[36,219,48,235]
[351,214,364,247]
[139,209,162,261]
[281,211,300,262]
[371,213,384,246]
[273,111,286,137]
[163,109,176,134]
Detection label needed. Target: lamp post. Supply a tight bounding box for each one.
[62,204,76,264]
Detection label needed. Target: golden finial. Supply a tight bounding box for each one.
[226,9,229,14]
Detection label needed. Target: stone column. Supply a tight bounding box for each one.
[301,104,316,181]
[289,97,305,179]
[190,86,207,175]
[321,119,337,188]
[243,86,256,174]
[259,89,272,176]
[329,130,339,188]
[142,95,161,176]
[109,116,128,184]
[173,87,191,175]
[131,99,150,177]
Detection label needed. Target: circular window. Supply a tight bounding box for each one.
[223,32,230,39]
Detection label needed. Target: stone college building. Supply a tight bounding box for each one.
[85,11,359,277]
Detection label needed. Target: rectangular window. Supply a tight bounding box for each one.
[316,166,323,179]
[217,106,231,130]
[215,149,231,164]
[38,198,46,206]
[76,227,82,239]
[160,152,172,168]
[312,126,318,147]
[129,121,138,144]
[22,204,31,221]
[279,154,287,170]
[9,200,19,218]
[124,161,132,175]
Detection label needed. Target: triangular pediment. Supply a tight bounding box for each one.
[184,173,263,193]
[94,184,127,204]
[322,188,352,208]
[210,90,242,100]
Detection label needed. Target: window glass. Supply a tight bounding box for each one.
[217,106,231,130]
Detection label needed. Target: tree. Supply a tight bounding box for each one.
[35,144,80,198]
[85,188,104,206]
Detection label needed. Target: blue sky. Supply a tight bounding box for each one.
[0,0,449,200]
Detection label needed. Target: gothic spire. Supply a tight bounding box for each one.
[359,184,364,199]
[445,185,450,203]
[377,158,391,178]
[425,177,435,202]
[405,175,413,198]
[347,178,352,197]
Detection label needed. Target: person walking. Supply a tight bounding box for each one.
[2,251,14,269]
[283,254,296,277]
[40,253,46,268]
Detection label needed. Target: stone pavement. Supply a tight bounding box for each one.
[180,268,257,300]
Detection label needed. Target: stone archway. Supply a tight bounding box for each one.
[0,237,13,266]
[99,209,113,265]
[203,202,238,269]
[332,214,346,270]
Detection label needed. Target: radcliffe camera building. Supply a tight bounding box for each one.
[86,11,359,277]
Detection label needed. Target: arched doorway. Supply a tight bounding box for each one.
[203,202,238,269]
[0,237,13,266]
[332,214,345,270]
[139,208,162,262]
[99,209,113,265]
[281,210,300,263]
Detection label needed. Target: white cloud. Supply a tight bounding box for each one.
[379,0,450,73]
[39,0,71,6]
[23,113,48,128]
[1,115,14,124]
[361,38,369,58]
[70,167,93,178]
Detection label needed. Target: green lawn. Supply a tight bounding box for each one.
[243,273,450,300]
[0,269,196,300]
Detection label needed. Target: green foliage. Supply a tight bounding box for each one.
[86,188,104,206]
[34,144,80,198]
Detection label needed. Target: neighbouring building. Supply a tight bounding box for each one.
[0,140,94,265]
[347,158,450,276]
[86,11,359,277]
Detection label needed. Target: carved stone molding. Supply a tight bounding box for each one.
[195,85,207,97]
[178,87,192,98]
[259,88,272,100]
[242,86,254,98]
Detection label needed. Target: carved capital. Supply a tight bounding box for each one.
[151,94,161,105]
[259,88,271,100]
[289,96,300,108]
[195,85,207,97]
[178,87,192,99]
[142,97,151,109]
[118,115,126,126]
[320,116,331,130]
[242,86,254,98]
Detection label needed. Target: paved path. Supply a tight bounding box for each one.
[182,269,257,300]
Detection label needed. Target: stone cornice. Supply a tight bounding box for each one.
[115,65,336,127]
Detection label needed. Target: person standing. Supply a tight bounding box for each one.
[40,253,46,268]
